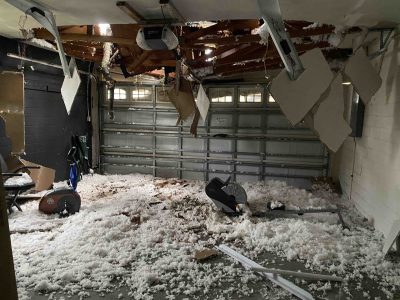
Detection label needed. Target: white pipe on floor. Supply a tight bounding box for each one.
[250,267,343,282]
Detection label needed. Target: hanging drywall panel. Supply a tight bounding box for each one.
[167,79,196,122]
[344,48,382,104]
[270,48,333,125]
[61,58,81,114]
[195,84,210,122]
[0,71,24,154]
[314,75,352,152]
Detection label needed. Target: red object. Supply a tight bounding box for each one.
[39,188,81,215]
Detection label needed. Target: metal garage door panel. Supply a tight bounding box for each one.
[237,154,261,161]
[182,171,203,180]
[237,140,260,153]
[209,163,230,172]
[104,165,153,175]
[156,112,179,126]
[210,114,233,127]
[238,114,261,127]
[267,113,292,128]
[237,174,259,183]
[182,137,204,157]
[182,162,204,180]
[265,166,289,176]
[293,141,325,156]
[155,159,178,178]
[209,139,232,157]
[156,136,178,150]
[102,133,137,148]
[109,134,152,148]
[101,83,328,187]
[266,141,291,155]
[109,110,153,124]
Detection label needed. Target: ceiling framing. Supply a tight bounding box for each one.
[29,19,354,80]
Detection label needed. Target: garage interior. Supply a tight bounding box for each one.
[0,0,400,299]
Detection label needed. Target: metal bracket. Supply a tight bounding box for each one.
[257,0,305,80]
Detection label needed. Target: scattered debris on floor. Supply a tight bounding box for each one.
[8,174,400,300]
[194,248,219,262]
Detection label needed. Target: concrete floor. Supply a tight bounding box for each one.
[28,250,397,300]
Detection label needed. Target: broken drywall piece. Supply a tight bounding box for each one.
[314,74,352,152]
[270,48,334,125]
[194,248,219,262]
[61,58,81,114]
[195,84,210,122]
[167,78,196,122]
[0,71,25,154]
[383,219,400,255]
[344,48,382,104]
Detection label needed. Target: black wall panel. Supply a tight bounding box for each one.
[0,36,90,180]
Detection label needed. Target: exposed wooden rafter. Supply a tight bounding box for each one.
[31,20,353,79]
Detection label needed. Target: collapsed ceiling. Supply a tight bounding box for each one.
[28,20,354,80]
[1,0,398,80]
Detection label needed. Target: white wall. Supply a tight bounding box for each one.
[334,34,400,237]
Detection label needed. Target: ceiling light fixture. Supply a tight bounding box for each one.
[342,81,352,85]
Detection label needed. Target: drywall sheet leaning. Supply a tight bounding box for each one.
[270,48,333,125]
[0,72,24,154]
[314,74,352,152]
[383,219,400,255]
[344,48,382,104]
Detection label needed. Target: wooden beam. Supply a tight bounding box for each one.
[214,58,282,76]
[189,41,331,69]
[33,30,135,45]
[116,1,145,22]
[126,51,152,72]
[160,0,186,23]
[185,25,335,47]
[143,59,177,67]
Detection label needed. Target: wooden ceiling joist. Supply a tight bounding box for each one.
[31,19,352,79]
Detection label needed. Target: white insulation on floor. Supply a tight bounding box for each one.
[8,174,400,299]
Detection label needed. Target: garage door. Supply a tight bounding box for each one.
[99,83,328,188]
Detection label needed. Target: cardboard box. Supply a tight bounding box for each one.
[6,156,55,192]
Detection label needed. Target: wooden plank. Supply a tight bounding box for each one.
[116,1,145,22]
[186,25,335,46]
[34,31,135,45]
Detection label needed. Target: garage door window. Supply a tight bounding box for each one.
[239,87,262,103]
[209,87,234,103]
[107,88,127,100]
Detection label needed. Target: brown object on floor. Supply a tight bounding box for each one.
[6,156,55,192]
[194,248,219,262]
